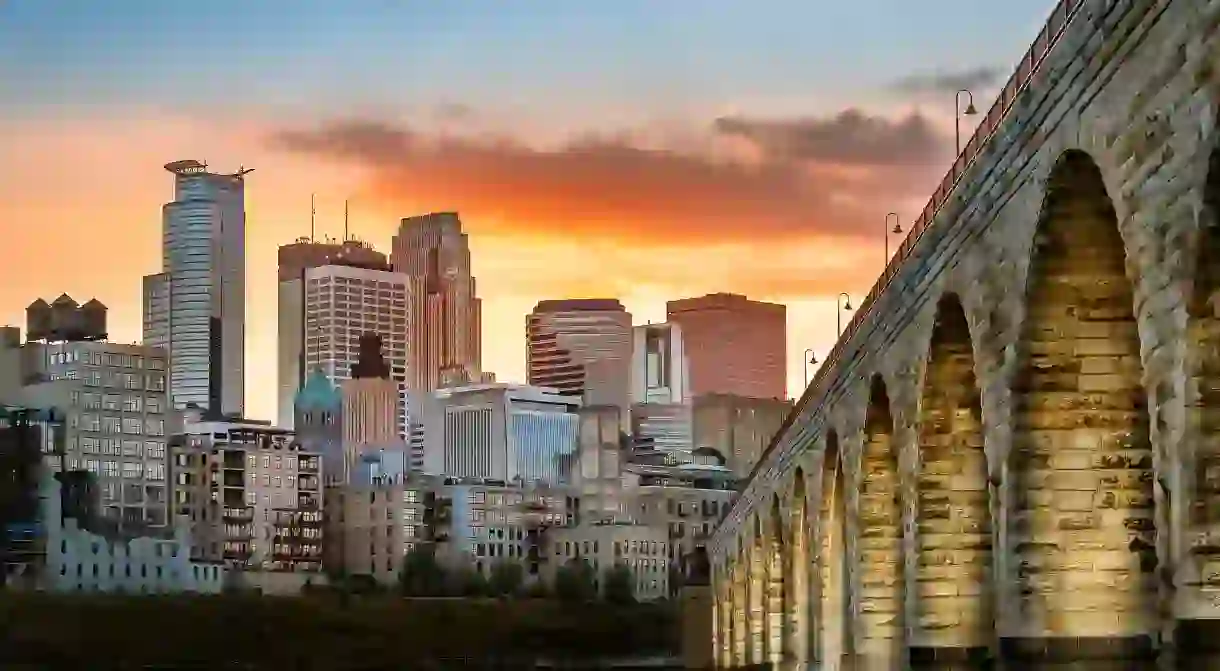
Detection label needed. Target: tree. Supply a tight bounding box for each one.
[451,566,491,597]
[399,545,449,597]
[488,560,525,597]
[553,558,597,603]
[603,563,636,604]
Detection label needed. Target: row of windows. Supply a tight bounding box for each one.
[75,414,165,436]
[78,437,165,459]
[72,392,163,414]
[79,460,165,480]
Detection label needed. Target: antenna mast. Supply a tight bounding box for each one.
[310,194,316,242]
[344,200,350,242]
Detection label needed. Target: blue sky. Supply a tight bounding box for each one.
[2,1,1054,120]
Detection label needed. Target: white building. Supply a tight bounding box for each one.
[278,262,409,433]
[629,323,693,462]
[143,159,248,416]
[421,383,580,485]
[14,337,171,527]
[39,470,225,594]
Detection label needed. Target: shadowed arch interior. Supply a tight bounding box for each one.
[766,495,786,663]
[1009,150,1155,647]
[858,375,904,657]
[915,294,993,653]
[1186,140,1220,594]
[748,514,766,662]
[817,431,848,665]
[786,469,810,665]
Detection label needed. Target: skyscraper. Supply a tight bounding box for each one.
[629,322,693,462]
[526,299,632,427]
[390,212,482,392]
[143,160,248,416]
[275,238,406,430]
[666,293,787,400]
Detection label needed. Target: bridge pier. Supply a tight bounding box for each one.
[996,636,1157,671]
[907,646,993,670]
[1175,620,1220,671]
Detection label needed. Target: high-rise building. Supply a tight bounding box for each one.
[275,239,406,430]
[390,212,482,392]
[666,293,787,400]
[420,383,579,485]
[527,299,632,429]
[143,160,248,416]
[691,393,793,477]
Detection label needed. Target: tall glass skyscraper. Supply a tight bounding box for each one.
[142,160,247,416]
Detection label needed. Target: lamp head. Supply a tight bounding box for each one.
[964,102,978,116]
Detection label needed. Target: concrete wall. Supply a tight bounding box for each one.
[709,0,1220,667]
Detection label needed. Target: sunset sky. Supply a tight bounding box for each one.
[0,1,1054,421]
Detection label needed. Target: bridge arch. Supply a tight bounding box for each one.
[912,293,994,665]
[748,514,766,662]
[1007,149,1156,662]
[856,374,905,662]
[785,468,811,665]
[817,430,848,666]
[765,494,786,665]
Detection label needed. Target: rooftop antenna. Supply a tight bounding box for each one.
[343,199,350,242]
[310,193,316,242]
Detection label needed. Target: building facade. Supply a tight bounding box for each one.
[10,332,171,528]
[666,293,787,400]
[390,212,482,392]
[170,416,322,574]
[544,522,671,601]
[691,393,792,477]
[526,299,632,429]
[630,323,689,405]
[143,159,247,416]
[421,383,579,485]
[276,240,404,430]
[293,368,344,483]
[40,470,225,594]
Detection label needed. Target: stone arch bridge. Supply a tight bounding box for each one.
[706,0,1220,668]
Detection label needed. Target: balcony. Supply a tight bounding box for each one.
[223,507,253,522]
[297,493,320,510]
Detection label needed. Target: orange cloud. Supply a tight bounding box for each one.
[267,108,955,247]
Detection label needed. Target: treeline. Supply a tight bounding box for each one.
[0,593,679,668]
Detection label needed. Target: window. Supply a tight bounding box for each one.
[144,419,164,436]
[146,464,165,481]
[122,396,142,412]
[102,395,121,411]
[102,461,119,477]
[145,397,161,414]
[80,414,101,432]
[121,440,142,457]
[121,462,143,479]
[122,418,143,435]
[245,492,256,505]
[247,454,257,468]
[403,490,418,504]
[144,442,165,459]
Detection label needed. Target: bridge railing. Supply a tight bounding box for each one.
[740,0,1087,491]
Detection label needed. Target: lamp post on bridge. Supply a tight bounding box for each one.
[955,89,979,155]
[803,348,818,387]
[837,292,853,337]
[884,212,903,263]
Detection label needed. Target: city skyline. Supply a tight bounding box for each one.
[0,1,1056,422]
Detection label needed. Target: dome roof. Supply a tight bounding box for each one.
[294,368,342,411]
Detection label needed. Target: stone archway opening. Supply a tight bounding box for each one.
[1008,149,1155,663]
[858,375,904,661]
[913,294,993,666]
[787,469,810,665]
[767,495,786,664]
[818,431,848,666]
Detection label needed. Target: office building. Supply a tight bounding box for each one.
[340,334,404,482]
[7,302,171,528]
[143,160,248,416]
[170,415,322,574]
[691,393,793,477]
[276,238,405,430]
[323,475,569,585]
[527,299,632,430]
[666,293,787,400]
[421,383,579,485]
[391,212,482,392]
